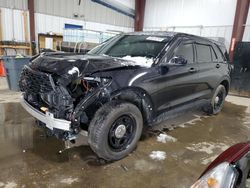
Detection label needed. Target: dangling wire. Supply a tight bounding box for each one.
[82,80,89,91]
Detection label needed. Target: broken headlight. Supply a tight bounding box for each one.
[191,162,238,188]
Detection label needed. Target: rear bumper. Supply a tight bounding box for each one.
[20,94,71,131]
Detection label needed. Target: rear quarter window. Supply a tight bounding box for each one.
[210,46,217,62]
[214,45,225,62]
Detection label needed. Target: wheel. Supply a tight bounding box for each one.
[203,84,226,115]
[88,100,143,161]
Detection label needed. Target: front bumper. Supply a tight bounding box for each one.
[20,95,71,131]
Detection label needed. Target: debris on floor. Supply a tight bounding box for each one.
[120,164,129,171]
[156,133,177,143]
[149,151,167,161]
[0,181,17,188]
[60,177,79,185]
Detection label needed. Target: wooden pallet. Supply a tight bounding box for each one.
[0,44,32,55]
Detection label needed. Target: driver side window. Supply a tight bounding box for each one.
[172,42,194,64]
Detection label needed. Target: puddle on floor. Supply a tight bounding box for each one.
[0,96,249,188]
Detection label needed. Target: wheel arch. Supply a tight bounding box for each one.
[219,78,230,94]
[110,87,155,126]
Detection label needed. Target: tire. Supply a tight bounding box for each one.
[88,100,143,161]
[203,84,226,115]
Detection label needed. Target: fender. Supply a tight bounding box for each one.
[215,75,231,93]
[110,87,155,125]
[71,86,110,122]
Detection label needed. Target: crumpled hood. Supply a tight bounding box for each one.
[29,52,141,76]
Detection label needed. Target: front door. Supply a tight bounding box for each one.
[148,38,200,113]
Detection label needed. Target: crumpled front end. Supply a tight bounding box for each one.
[19,63,110,140]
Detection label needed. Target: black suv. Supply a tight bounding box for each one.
[19,32,232,161]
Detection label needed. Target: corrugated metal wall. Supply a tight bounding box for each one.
[1,8,29,42]
[34,0,134,28]
[35,13,133,38]
[0,7,133,42]
[0,0,134,29]
[0,0,134,42]
[144,0,237,27]
[144,25,233,50]
[144,0,238,49]
[0,0,27,10]
[115,0,134,9]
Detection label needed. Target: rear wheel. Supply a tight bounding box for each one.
[88,100,143,161]
[203,84,226,115]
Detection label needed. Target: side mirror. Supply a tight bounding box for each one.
[158,56,187,75]
[168,56,187,66]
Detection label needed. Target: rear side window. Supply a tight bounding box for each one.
[172,42,194,64]
[210,47,217,62]
[214,45,225,62]
[196,44,212,62]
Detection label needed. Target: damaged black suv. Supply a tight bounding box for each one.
[19,32,231,161]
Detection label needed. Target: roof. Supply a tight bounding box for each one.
[126,31,178,37]
[124,31,225,46]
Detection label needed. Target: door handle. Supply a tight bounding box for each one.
[216,64,220,68]
[189,67,197,73]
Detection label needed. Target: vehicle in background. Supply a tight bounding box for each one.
[19,31,232,161]
[191,142,250,188]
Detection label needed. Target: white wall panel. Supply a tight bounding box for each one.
[34,0,134,28]
[201,26,233,49]
[35,13,133,39]
[115,0,135,10]
[1,8,29,42]
[144,0,237,28]
[0,0,27,10]
[144,0,237,49]
[144,25,233,50]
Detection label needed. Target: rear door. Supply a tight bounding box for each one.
[213,43,232,76]
[194,41,221,98]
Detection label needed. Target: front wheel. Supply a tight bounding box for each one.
[203,84,226,115]
[88,100,143,161]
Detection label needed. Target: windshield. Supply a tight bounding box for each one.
[88,34,171,58]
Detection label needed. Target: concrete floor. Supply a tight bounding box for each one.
[0,89,250,188]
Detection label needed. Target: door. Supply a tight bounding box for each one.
[195,42,222,97]
[147,38,200,113]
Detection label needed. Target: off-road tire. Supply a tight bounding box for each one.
[203,84,226,115]
[88,100,143,161]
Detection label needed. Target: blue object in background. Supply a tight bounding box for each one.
[3,56,31,91]
[65,24,83,30]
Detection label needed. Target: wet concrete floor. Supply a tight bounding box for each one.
[0,92,250,188]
